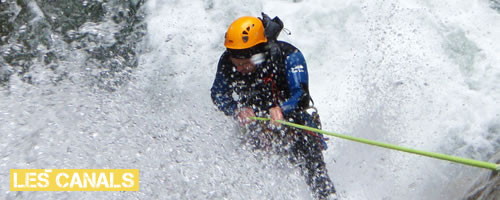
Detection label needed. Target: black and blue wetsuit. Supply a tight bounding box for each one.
[211,41,310,118]
[210,41,336,199]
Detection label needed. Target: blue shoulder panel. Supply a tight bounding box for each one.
[281,51,308,114]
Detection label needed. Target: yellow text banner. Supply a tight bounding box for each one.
[10,169,139,191]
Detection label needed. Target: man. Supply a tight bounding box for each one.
[210,13,336,199]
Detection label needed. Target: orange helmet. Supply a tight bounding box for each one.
[224,16,268,49]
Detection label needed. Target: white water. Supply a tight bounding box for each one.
[1,0,499,199]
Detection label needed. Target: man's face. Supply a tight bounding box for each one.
[230,57,256,74]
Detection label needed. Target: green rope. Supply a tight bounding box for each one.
[250,117,500,171]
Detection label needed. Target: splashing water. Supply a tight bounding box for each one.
[1,0,499,199]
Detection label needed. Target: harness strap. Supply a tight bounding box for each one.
[305,130,329,140]
[263,73,280,106]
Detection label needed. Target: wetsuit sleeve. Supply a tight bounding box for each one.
[210,56,237,116]
[281,50,309,114]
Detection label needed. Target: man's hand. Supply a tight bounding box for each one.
[269,106,284,124]
[235,107,255,125]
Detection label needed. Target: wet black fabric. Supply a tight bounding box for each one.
[289,129,336,199]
